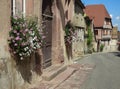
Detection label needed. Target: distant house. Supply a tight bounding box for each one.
[118,31,120,41]
[85,4,113,52]
[112,27,118,39]
[117,31,120,51]
[109,26,118,51]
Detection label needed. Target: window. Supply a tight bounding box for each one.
[65,10,68,19]
[105,18,111,25]
[12,0,26,16]
[103,30,106,35]
[95,30,98,35]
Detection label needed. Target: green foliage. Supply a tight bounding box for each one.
[87,28,92,46]
[86,26,93,53]
[92,48,95,52]
[65,25,70,36]
[64,21,75,45]
[100,44,104,52]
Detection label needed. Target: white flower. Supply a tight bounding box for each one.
[33,47,36,49]
[24,48,27,51]
[19,53,22,56]
[33,36,37,40]
[36,44,40,48]
[26,47,29,49]
[20,57,23,60]
[31,32,35,36]
[29,50,31,54]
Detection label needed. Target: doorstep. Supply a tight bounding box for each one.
[42,64,67,81]
[48,67,76,89]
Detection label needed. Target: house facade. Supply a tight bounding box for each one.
[117,31,120,51]
[85,4,113,52]
[112,27,118,39]
[110,26,118,51]
[71,0,86,59]
[51,0,86,62]
[0,1,11,89]
[0,0,64,89]
[0,0,86,89]
[0,0,45,89]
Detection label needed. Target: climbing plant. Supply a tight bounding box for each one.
[85,17,93,53]
[87,28,93,47]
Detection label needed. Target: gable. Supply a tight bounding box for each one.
[85,4,111,28]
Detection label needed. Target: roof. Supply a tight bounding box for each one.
[84,4,111,27]
[75,0,85,9]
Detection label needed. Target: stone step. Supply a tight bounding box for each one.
[49,67,76,89]
[42,64,67,81]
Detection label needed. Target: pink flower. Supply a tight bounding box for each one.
[20,29,23,32]
[10,36,14,39]
[23,33,26,36]
[13,51,16,54]
[17,33,20,35]
[30,29,33,31]
[15,36,20,40]
[10,28,12,30]
[25,29,28,32]
[13,30,17,33]
[21,43,25,46]
[14,43,18,46]
[12,40,15,43]
[14,16,18,20]
[42,36,46,39]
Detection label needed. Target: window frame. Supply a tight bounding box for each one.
[12,0,26,16]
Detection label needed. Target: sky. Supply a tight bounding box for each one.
[82,0,120,30]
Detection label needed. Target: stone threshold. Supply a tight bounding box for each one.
[48,67,76,89]
[42,64,67,81]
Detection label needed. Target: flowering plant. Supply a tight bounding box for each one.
[8,16,45,60]
[64,21,76,45]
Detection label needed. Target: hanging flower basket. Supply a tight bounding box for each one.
[64,21,76,45]
[8,16,45,60]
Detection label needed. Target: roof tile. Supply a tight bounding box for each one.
[84,4,111,27]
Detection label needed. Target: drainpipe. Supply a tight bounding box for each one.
[13,0,16,16]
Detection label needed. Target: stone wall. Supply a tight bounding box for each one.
[0,0,43,89]
[0,0,12,89]
[52,0,68,64]
[72,28,85,59]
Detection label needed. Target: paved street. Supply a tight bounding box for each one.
[78,52,120,89]
[30,52,120,89]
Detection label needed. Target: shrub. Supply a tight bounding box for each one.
[100,44,104,52]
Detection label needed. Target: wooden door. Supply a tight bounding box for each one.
[42,0,52,68]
